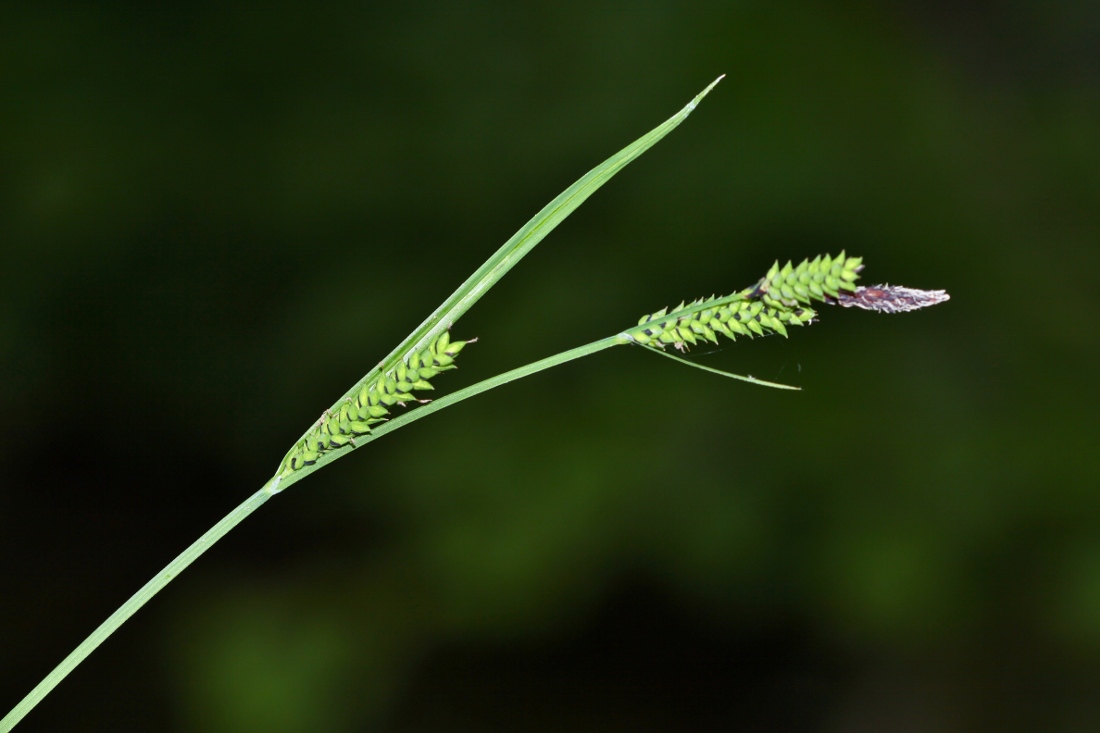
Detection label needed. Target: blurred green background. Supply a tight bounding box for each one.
[2,2,1099,731]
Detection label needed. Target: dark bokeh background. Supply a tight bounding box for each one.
[2,3,1099,731]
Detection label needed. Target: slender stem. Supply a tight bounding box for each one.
[364,335,627,444]
[0,485,277,732]
[1,337,629,728]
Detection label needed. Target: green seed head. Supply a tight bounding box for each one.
[277,329,475,477]
[625,253,861,352]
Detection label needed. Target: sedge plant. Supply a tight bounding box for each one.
[0,76,948,730]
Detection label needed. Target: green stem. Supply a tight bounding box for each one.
[360,335,627,446]
[0,486,276,733]
[0,336,628,729]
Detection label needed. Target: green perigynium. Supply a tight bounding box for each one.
[277,330,472,476]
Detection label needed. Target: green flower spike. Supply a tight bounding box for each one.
[622,252,863,389]
[621,252,947,389]
[277,330,474,477]
[627,252,864,353]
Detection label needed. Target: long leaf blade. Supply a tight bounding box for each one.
[275,76,723,489]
